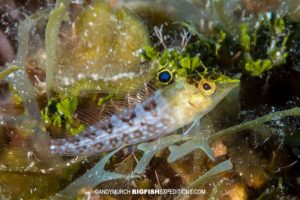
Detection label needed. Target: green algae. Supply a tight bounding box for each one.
[134,135,190,174]
[239,23,251,52]
[54,146,138,200]
[41,96,85,135]
[5,11,50,120]
[45,2,69,97]
[168,139,214,162]
[140,45,239,84]
[244,59,273,77]
[239,13,291,76]
[15,11,49,66]
[210,107,300,141]
[0,65,20,80]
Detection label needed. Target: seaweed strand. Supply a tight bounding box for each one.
[45,3,68,98]
[6,68,41,121]
[0,65,20,80]
[15,11,49,66]
[210,107,300,141]
[53,146,138,200]
[5,12,49,121]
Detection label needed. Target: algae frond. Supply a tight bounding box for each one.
[41,96,85,135]
[239,13,291,76]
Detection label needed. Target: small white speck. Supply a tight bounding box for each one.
[50,145,56,150]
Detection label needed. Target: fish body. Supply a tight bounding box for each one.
[50,78,238,156]
[51,91,173,155]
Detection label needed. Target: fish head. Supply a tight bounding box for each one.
[164,76,240,127]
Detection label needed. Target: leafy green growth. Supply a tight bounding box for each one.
[177,22,227,57]
[139,22,240,84]
[185,28,230,60]
[139,45,159,62]
[158,49,206,77]
[139,46,202,78]
[97,94,114,107]
[41,96,85,135]
[239,12,291,76]
[239,23,251,52]
[139,44,239,84]
[215,30,226,56]
[244,59,273,77]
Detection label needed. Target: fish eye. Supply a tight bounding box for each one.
[158,70,173,84]
[198,79,216,95]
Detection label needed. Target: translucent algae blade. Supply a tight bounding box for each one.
[53,146,137,200]
[52,1,152,96]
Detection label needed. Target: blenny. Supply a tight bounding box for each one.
[50,75,238,156]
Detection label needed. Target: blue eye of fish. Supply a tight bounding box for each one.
[158,70,173,84]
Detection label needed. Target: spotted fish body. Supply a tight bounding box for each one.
[51,92,175,156]
[50,79,238,156]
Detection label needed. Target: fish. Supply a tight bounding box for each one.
[50,77,238,156]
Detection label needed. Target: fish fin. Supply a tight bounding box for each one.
[73,81,156,126]
[74,107,102,125]
[125,81,156,105]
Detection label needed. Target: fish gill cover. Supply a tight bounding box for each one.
[0,0,300,200]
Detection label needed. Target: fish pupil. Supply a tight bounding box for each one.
[203,83,211,90]
[158,71,172,83]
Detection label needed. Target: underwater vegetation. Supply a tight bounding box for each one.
[0,0,300,199]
